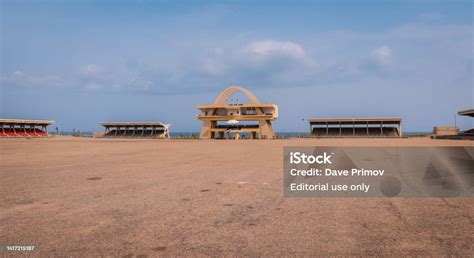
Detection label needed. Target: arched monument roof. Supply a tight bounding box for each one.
[213,85,261,105]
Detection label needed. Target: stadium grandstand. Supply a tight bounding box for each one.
[458,109,474,117]
[432,126,459,136]
[99,122,171,138]
[432,109,473,140]
[0,119,54,137]
[308,118,402,137]
[197,86,278,140]
[458,109,474,135]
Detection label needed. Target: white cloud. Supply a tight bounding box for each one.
[370,46,392,66]
[82,64,104,77]
[202,58,224,76]
[0,70,65,88]
[245,40,306,60]
[84,82,102,90]
[2,22,471,95]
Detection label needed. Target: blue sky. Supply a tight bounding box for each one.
[1,0,472,132]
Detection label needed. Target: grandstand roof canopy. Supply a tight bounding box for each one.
[308,118,402,125]
[458,109,474,117]
[99,122,168,127]
[0,119,55,125]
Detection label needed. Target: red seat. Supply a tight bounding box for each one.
[26,129,37,136]
[16,131,28,136]
[37,130,47,136]
[1,128,47,137]
[5,130,16,136]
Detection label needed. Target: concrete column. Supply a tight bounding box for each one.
[199,121,212,139]
[259,120,275,139]
[353,120,355,136]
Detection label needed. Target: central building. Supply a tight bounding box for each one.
[197,86,278,140]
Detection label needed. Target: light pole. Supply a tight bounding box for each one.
[300,118,305,138]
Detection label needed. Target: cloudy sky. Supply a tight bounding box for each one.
[1,0,472,132]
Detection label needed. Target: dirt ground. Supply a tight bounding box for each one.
[1,137,473,256]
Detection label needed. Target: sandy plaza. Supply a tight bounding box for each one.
[1,137,473,256]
